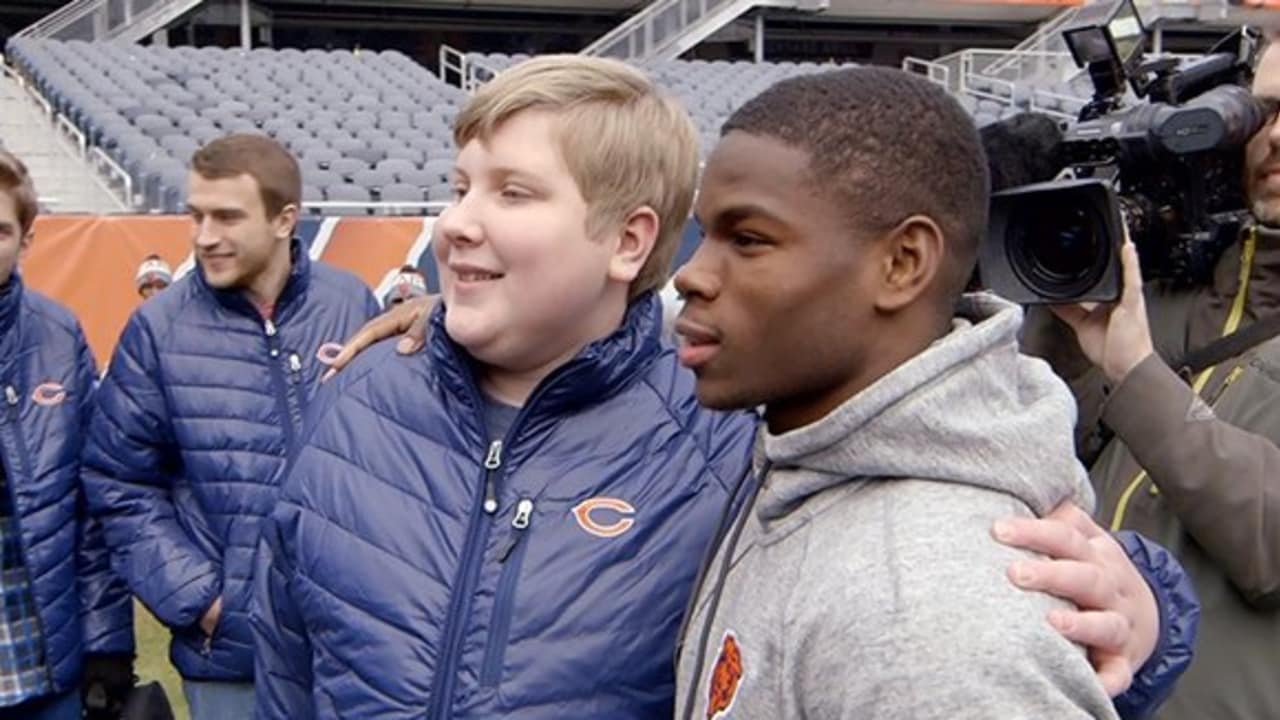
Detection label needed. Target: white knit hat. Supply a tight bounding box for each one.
[135,256,174,290]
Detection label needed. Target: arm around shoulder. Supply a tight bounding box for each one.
[1110,532,1198,719]
[789,505,1120,720]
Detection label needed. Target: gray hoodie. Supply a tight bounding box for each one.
[675,293,1118,720]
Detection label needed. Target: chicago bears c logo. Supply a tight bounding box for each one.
[571,497,635,539]
[706,631,743,719]
[315,342,344,366]
[31,382,66,406]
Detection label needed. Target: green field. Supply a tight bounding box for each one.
[134,601,189,720]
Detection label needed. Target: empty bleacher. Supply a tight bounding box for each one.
[5,39,466,214]
[3,40,1071,216]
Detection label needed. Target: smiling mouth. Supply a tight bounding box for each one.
[455,271,504,282]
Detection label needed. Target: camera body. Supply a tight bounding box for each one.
[980,0,1265,304]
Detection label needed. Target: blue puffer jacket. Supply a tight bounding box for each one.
[253,293,757,718]
[1114,531,1200,719]
[0,276,133,695]
[83,245,378,681]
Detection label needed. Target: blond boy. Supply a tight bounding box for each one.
[250,55,758,718]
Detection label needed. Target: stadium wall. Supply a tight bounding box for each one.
[26,215,436,367]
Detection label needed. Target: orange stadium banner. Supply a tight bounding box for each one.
[25,215,436,368]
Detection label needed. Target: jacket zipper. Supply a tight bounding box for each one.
[428,349,575,716]
[0,385,55,689]
[482,441,502,514]
[429,353,577,716]
[428,441,505,718]
[480,498,534,687]
[286,351,304,425]
[263,319,302,449]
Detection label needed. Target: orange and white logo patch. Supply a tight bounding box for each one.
[315,342,344,366]
[705,630,744,719]
[571,497,635,539]
[31,382,66,406]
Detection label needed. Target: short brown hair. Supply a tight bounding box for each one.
[191,134,301,218]
[454,55,699,299]
[0,150,38,235]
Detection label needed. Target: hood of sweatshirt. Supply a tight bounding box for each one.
[757,292,1094,524]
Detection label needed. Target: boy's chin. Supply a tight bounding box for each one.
[444,315,507,359]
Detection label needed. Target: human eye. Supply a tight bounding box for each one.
[499,184,533,201]
[730,231,771,250]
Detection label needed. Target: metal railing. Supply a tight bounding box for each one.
[16,0,96,39]
[55,114,86,157]
[89,147,134,209]
[901,56,950,91]
[303,201,450,216]
[1029,87,1085,120]
[438,45,468,88]
[2,57,129,212]
[982,7,1079,79]
[582,0,816,61]
[17,0,202,43]
[437,45,504,93]
[583,0,700,59]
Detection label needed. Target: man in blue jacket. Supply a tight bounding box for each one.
[254,56,1194,719]
[82,134,380,720]
[0,151,134,720]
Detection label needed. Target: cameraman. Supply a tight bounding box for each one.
[1023,38,1280,720]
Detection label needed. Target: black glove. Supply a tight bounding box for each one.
[82,653,136,720]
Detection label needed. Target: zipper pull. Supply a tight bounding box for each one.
[4,386,16,406]
[202,634,213,656]
[289,353,302,374]
[482,440,502,514]
[264,319,277,337]
[484,440,503,469]
[512,498,533,529]
[498,498,534,562]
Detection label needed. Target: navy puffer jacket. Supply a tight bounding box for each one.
[83,245,378,681]
[253,293,757,718]
[0,276,133,693]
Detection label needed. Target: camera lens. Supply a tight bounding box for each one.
[1006,201,1110,301]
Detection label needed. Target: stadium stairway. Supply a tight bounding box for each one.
[0,60,126,214]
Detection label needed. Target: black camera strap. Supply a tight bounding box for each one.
[1173,312,1280,378]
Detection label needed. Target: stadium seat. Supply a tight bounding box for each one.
[324,184,373,215]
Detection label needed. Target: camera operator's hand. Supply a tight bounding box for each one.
[1051,240,1155,384]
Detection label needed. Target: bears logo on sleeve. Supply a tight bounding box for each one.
[705,631,743,719]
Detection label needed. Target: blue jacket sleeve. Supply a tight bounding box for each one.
[364,289,382,321]
[82,314,221,629]
[1111,531,1200,720]
[252,502,314,719]
[73,329,135,655]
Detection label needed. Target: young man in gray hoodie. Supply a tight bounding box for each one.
[672,67,1136,719]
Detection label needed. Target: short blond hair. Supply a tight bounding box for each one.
[454,55,699,299]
